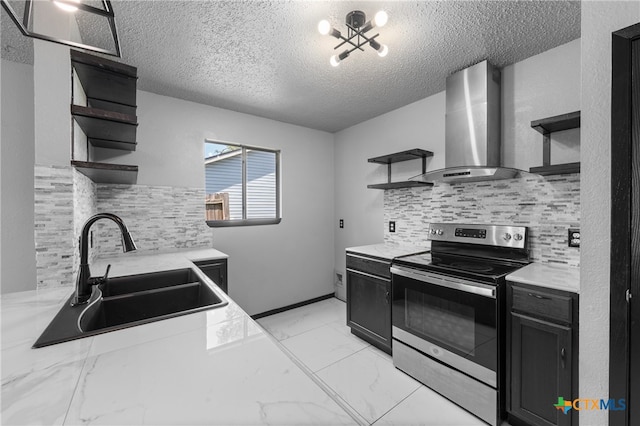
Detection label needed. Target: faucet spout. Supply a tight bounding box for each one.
[72,213,137,306]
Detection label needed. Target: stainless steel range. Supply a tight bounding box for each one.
[390,223,529,426]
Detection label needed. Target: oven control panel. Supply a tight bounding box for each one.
[428,223,527,249]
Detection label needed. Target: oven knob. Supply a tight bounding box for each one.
[437,229,443,236]
[503,233,512,241]
[514,233,523,241]
[430,229,436,235]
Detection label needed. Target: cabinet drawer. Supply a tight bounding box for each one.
[346,254,391,279]
[511,285,572,325]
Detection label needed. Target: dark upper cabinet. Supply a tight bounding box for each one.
[507,282,579,426]
[346,253,392,354]
[193,259,228,294]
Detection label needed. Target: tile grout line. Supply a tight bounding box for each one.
[369,386,422,425]
[257,324,369,425]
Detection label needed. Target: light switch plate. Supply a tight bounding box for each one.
[339,219,344,229]
[568,228,580,247]
[389,221,396,233]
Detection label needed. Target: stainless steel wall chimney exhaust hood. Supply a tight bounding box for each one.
[412,60,523,184]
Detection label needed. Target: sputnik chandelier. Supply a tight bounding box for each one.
[317,10,389,67]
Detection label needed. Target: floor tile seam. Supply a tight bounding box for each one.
[258,326,369,425]
[270,320,338,342]
[314,345,371,375]
[310,371,371,426]
[368,386,422,426]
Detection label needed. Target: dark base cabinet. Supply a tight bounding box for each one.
[346,253,392,354]
[194,259,228,294]
[507,282,579,426]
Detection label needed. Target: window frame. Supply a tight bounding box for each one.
[205,140,281,228]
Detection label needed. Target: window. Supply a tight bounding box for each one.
[204,141,281,227]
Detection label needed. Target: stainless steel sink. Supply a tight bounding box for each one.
[33,268,228,348]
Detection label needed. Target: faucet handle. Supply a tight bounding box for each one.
[88,264,111,286]
[102,264,111,281]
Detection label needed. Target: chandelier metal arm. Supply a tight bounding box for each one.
[335,32,380,53]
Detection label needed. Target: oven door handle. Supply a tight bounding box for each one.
[390,266,496,299]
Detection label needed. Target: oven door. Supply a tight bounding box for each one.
[391,265,498,387]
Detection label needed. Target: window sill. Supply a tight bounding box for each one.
[206,218,282,228]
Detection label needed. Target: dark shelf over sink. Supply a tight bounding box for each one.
[71,160,138,184]
[71,105,137,148]
[71,50,137,107]
[368,149,434,190]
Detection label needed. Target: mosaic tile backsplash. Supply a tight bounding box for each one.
[93,184,213,258]
[34,166,213,289]
[34,165,75,289]
[383,173,580,267]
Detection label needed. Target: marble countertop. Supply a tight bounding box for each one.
[1,249,357,425]
[346,242,430,260]
[506,262,580,294]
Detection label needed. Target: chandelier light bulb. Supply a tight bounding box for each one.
[54,0,81,12]
[330,55,341,67]
[377,44,389,57]
[318,20,331,35]
[374,11,388,28]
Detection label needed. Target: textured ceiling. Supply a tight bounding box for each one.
[1,1,581,133]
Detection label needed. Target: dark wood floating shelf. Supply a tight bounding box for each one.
[367,181,433,190]
[529,162,581,176]
[530,111,580,176]
[71,161,138,184]
[368,148,434,164]
[531,111,581,135]
[368,149,435,190]
[71,50,137,107]
[72,105,137,148]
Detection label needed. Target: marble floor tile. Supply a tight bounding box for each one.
[316,347,422,424]
[281,321,369,372]
[373,386,487,426]
[256,297,346,341]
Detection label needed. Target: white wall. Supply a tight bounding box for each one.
[502,39,581,171]
[1,59,36,293]
[114,91,336,316]
[333,40,581,298]
[580,3,640,426]
[333,93,445,299]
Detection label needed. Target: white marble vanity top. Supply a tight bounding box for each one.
[506,262,580,294]
[1,249,356,425]
[346,242,430,260]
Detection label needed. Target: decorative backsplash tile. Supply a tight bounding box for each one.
[93,184,213,257]
[34,165,75,289]
[34,166,213,289]
[383,173,580,267]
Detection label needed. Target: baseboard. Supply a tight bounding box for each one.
[251,293,336,320]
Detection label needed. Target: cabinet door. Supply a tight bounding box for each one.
[194,260,227,294]
[346,269,391,352]
[510,313,572,426]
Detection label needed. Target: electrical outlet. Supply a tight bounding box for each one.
[339,219,344,229]
[568,228,580,247]
[389,221,396,233]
